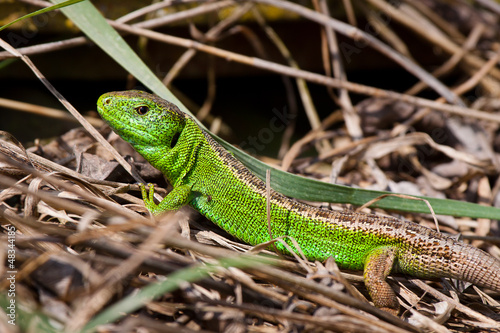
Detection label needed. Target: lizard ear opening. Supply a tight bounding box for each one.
[170,132,180,148]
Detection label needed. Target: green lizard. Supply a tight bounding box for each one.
[97,90,500,314]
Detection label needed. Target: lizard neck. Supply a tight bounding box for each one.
[138,119,203,186]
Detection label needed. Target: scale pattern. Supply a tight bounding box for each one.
[97,90,500,313]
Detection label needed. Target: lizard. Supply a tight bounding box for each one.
[97,90,500,314]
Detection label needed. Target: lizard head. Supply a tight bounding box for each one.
[97,90,187,156]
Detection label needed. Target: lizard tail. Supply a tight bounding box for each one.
[451,243,500,292]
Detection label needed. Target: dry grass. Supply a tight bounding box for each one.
[1,1,500,332]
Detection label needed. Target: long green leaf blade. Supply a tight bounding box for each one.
[0,0,86,32]
[49,1,500,220]
[233,147,500,218]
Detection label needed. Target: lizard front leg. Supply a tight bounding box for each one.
[141,183,194,215]
[363,247,400,315]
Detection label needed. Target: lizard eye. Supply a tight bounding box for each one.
[171,132,180,148]
[135,106,149,115]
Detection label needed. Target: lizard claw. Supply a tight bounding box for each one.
[140,183,159,213]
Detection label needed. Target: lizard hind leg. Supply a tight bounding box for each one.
[363,246,400,315]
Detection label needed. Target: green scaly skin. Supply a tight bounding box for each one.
[97,90,500,314]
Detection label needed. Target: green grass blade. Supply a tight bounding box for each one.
[82,256,269,332]
[232,145,500,219]
[0,292,59,333]
[0,0,86,32]
[49,0,182,109]
[50,1,500,220]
